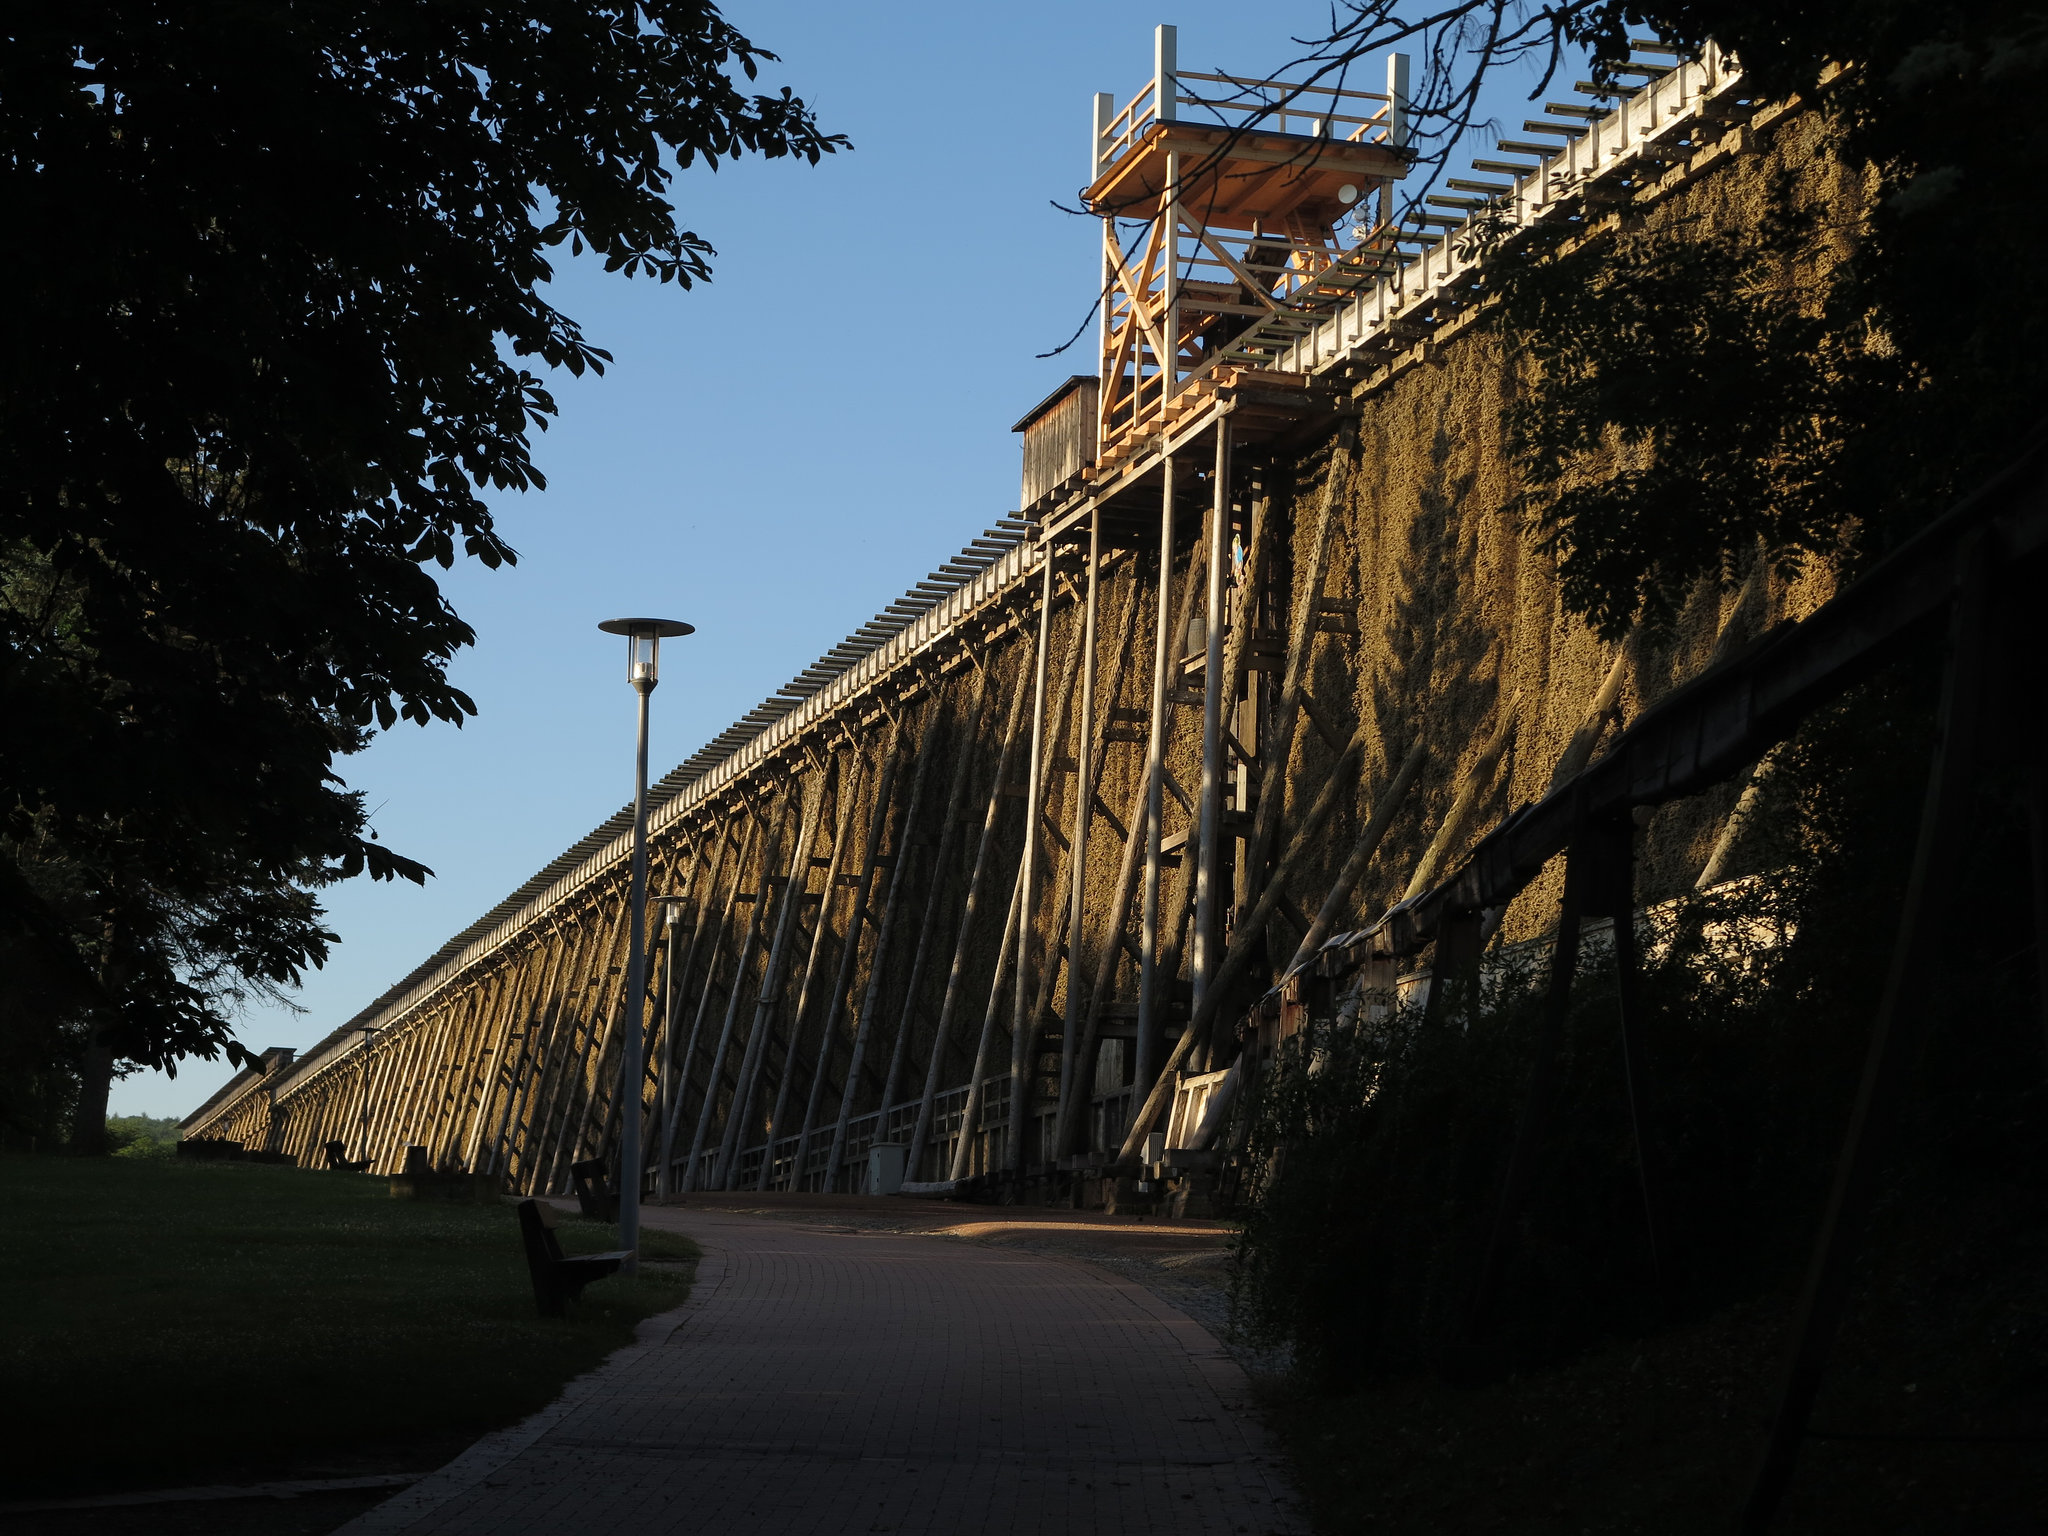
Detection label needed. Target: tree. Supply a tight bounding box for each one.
[0,2,844,1146]
[1271,0,2046,631]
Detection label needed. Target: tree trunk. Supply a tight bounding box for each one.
[70,1040,115,1155]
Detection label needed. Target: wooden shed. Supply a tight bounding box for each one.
[1014,376,1099,514]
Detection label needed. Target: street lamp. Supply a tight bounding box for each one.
[597,616,694,1273]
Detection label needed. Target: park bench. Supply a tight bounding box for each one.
[569,1157,617,1221]
[323,1139,372,1173]
[517,1198,629,1317]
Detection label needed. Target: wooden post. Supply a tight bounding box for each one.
[1245,423,1355,895]
[1194,414,1233,1011]
[1468,839,1588,1336]
[1170,737,1426,1068]
[795,722,904,1188]
[682,790,790,1192]
[648,830,708,1194]
[657,814,741,1195]
[951,864,1028,1182]
[1006,544,1059,1175]
[718,773,826,1189]
[1136,452,1179,1102]
[461,950,538,1170]
[882,667,991,1158]
[1404,698,1519,903]
[1740,541,1994,1532]
[483,935,561,1176]
[907,654,1033,1179]
[1007,559,1112,1175]
[1056,778,1149,1160]
[1057,509,1104,1145]
[759,748,863,1190]
[660,808,761,1191]
[1287,739,1430,970]
[507,916,601,1190]
[1053,568,1144,1151]
[1591,812,1665,1298]
[829,698,943,1189]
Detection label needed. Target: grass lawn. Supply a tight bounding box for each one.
[0,1153,697,1499]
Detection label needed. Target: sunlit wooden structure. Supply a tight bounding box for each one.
[186,29,1769,1217]
[1087,26,1410,466]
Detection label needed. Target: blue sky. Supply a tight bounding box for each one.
[122,1,1574,1120]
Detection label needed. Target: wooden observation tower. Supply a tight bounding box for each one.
[1087,25,1411,463]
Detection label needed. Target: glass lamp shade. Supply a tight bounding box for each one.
[598,617,694,686]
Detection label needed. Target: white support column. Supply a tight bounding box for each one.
[1192,419,1230,1012]
[1153,25,1177,122]
[1157,25,1181,405]
[1387,52,1411,149]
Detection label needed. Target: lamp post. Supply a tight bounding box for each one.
[597,617,694,1273]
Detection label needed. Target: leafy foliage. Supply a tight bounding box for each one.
[1232,674,2048,1392]
[1491,189,1882,637]
[105,1112,181,1157]
[0,3,843,1091]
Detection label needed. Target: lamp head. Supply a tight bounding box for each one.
[598,617,694,687]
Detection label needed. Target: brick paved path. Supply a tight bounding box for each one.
[339,1207,1302,1536]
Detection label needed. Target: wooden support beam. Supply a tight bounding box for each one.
[1403,698,1520,903]
[1741,540,1993,1532]
[757,750,863,1190]
[1245,422,1355,900]
[1287,739,1429,971]
[794,724,905,1186]
[1136,453,1181,1102]
[827,697,944,1187]
[1006,549,1060,1175]
[883,666,991,1179]
[950,863,1028,1183]
[656,815,742,1195]
[660,811,762,1188]
[718,772,827,1189]
[908,652,1034,1180]
[682,790,792,1191]
[1193,411,1234,1013]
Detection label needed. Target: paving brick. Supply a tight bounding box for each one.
[338,1208,1302,1535]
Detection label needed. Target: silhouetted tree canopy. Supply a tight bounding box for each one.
[0,1,843,1118]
